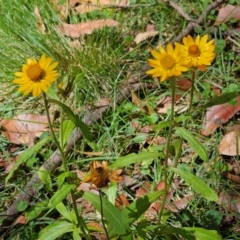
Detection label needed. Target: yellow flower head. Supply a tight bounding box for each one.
[13,54,59,97]
[175,35,215,70]
[82,161,122,189]
[146,43,188,82]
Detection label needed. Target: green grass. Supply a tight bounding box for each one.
[1,0,240,239]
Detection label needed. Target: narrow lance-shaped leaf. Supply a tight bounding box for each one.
[48,184,75,208]
[175,127,208,161]
[183,227,222,240]
[200,92,239,110]
[111,152,163,170]
[5,136,52,183]
[122,190,164,224]
[38,221,74,240]
[82,191,130,238]
[169,167,218,202]
[48,99,91,141]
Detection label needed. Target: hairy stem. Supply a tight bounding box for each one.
[43,92,91,240]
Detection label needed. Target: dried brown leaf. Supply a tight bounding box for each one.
[214,5,240,25]
[57,19,119,38]
[0,114,53,145]
[94,98,112,107]
[14,215,28,225]
[134,31,159,45]
[218,191,240,214]
[176,78,192,91]
[136,181,151,197]
[218,131,240,156]
[167,195,193,213]
[115,194,129,210]
[34,6,46,34]
[156,95,189,114]
[224,172,240,184]
[202,97,240,136]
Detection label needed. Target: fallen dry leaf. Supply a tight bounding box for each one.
[0,114,53,146]
[52,0,69,20]
[14,215,28,225]
[34,6,46,34]
[218,131,240,156]
[201,96,240,136]
[214,5,240,25]
[156,95,189,114]
[57,19,119,38]
[94,98,112,107]
[218,191,240,215]
[134,31,159,45]
[176,78,192,91]
[224,172,240,184]
[167,195,193,213]
[115,194,129,210]
[132,93,154,115]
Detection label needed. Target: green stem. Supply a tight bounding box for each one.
[99,189,110,240]
[42,92,91,240]
[158,71,196,224]
[158,78,176,223]
[42,92,67,170]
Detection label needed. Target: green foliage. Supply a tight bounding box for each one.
[38,221,74,240]
[169,167,218,202]
[82,191,131,238]
[5,136,52,183]
[48,99,91,141]
[175,127,208,161]
[122,191,164,224]
[48,184,75,208]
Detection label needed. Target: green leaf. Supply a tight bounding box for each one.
[111,152,162,170]
[48,99,91,141]
[82,191,130,237]
[122,190,164,224]
[38,221,74,240]
[5,136,52,183]
[201,92,239,109]
[56,202,77,224]
[57,171,76,189]
[72,226,82,240]
[175,127,208,161]
[46,86,60,100]
[184,227,222,240]
[16,200,28,212]
[169,139,182,156]
[153,121,172,131]
[48,184,75,208]
[60,120,75,150]
[25,201,48,221]
[38,168,52,189]
[169,167,218,202]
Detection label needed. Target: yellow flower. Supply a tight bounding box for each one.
[13,54,59,97]
[175,35,215,70]
[82,161,122,189]
[146,43,188,82]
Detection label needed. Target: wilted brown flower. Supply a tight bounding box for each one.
[82,161,122,189]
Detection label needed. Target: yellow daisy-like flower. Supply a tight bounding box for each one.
[175,35,215,70]
[13,54,59,97]
[146,43,188,82]
[82,161,122,189]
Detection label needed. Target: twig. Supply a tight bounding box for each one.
[74,3,155,9]
[167,0,194,22]
[171,0,226,43]
[0,77,153,236]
